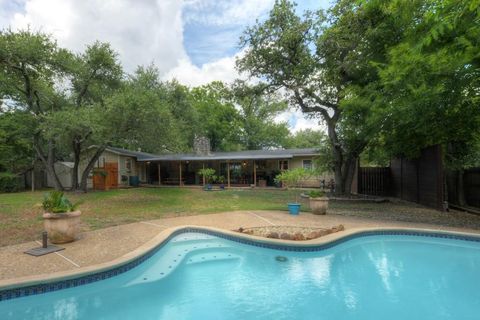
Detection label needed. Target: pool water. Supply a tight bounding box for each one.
[1,232,480,319]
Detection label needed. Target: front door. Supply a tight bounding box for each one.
[105,162,118,189]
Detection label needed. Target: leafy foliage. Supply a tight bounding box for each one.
[42,191,80,213]
[0,111,35,173]
[286,129,326,149]
[0,172,22,192]
[236,0,385,194]
[198,168,216,184]
[190,82,240,151]
[308,190,325,198]
[231,81,290,150]
[275,168,311,188]
[372,0,480,165]
[106,66,185,153]
[275,168,311,202]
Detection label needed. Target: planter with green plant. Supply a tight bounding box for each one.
[198,168,216,191]
[217,175,226,189]
[42,191,82,244]
[275,168,310,215]
[307,190,329,215]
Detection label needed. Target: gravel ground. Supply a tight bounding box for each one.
[237,225,344,240]
[327,199,480,230]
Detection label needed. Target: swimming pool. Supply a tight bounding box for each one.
[1,229,479,319]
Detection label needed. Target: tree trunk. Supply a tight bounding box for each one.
[71,138,81,191]
[325,118,360,196]
[33,138,64,191]
[327,119,348,196]
[79,146,106,192]
[342,156,358,195]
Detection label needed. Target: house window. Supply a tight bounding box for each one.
[125,158,132,171]
[279,160,289,170]
[303,160,313,170]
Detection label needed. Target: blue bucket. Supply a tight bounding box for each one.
[287,203,301,215]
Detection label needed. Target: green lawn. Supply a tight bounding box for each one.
[2,187,479,248]
[0,187,304,247]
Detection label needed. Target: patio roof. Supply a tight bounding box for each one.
[104,146,159,161]
[105,147,319,162]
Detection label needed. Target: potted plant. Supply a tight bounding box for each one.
[198,168,216,191]
[275,168,310,215]
[308,190,329,215]
[217,175,226,189]
[42,191,82,244]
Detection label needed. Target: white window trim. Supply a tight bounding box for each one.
[302,159,313,169]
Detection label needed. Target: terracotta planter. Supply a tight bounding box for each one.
[309,197,329,215]
[43,211,82,244]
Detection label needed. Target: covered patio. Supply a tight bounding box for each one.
[140,149,319,188]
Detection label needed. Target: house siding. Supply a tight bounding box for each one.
[291,156,334,188]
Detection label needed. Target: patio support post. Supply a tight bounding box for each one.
[179,161,182,187]
[253,160,257,187]
[202,163,205,186]
[227,160,231,188]
[158,163,161,185]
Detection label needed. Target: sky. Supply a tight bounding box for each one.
[0,0,332,133]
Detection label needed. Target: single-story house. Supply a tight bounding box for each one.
[87,146,332,189]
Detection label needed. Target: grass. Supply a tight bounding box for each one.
[2,187,480,247]
[0,187,304,246]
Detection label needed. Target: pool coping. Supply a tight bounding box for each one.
[1,225,480,301]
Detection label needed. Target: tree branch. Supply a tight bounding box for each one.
[75,68,99,107]
[292,89,331,121]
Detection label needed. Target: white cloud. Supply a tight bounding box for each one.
[164,50,247,87]
[0,0,321,132]
[2,0,187,74]
[276,109,325,133]
[183,0,274,26]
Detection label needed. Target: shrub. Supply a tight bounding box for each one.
[274,168,311,188]
[0,172,22,193]
[308,190,325,198]
[198,168,216,184]
[275,168,311,203]
[42,191,80,213]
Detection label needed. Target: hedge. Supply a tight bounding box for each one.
[0,172,23,193]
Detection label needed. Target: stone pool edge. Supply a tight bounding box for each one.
[1,225,480,301]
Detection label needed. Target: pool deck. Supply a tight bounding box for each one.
[1,210,480,286]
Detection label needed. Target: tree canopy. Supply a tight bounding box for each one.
[1,0,479,195]
[0,30,294,191]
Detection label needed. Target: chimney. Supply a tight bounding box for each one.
[193,136,211,156]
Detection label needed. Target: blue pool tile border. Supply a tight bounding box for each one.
[1,228,479,302]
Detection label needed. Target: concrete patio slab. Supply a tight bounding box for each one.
[1,210,479,282]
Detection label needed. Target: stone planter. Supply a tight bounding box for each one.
[43,211,82,244]
[309,197,329,215]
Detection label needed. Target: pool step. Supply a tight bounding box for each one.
[185,251,241,265]
[169,233,218,245]
[125,239,238,286]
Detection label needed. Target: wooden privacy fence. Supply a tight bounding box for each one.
[465,168,480,208]
[358,167,390,196]
[357,145,445,211]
